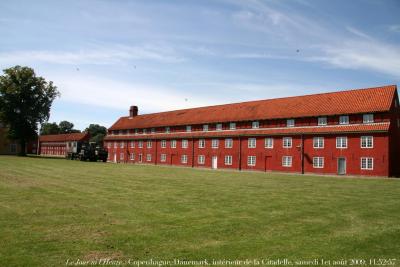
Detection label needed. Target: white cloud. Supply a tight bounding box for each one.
[388,24,400,33]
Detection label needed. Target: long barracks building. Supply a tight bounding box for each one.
[104,85,400,177]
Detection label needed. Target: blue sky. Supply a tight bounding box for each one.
[0,0,399,130]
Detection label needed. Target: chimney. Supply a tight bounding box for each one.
[129,106,138,117]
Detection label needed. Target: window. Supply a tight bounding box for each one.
[265,138,273,148]
[225,138,233,148]
[114,142,117,148]
[203,124,209,131]
[198,139,205,148]
[142,129,147,134]
[318,117,327,126]
[151,128,155,134]
[211,139,219,148]
[283,137,292,148]
[120,142,124,148]
[10,143,17,153]
[160,154,167,162]
[146,154,152,162]
[361,136,373,148]
[282,156,292,167]
[138,141,143,148]
[225,155,232,165]
[287,119,295,127]
[361,157,373,170]
[252,121,259,129]
[186,125,191,132]
[134,129,138,135]
[182,139,188,148]
[336,137,347,148]
[363,114,374,123]
[313,157,324,168]
[130,141,135,148]
[107,142,111,148]
[229,122,236,130]
[171,140,176,148]
[147,140,152,148]
[120,153,124,160]
[339,115,349,125]
[247,156,256,166]
[198,155,205,164]
[248,138,256,148]
[161,140,166,148]
[181,155,188,164]
[313,137,324,148]
[165,127,170,133]
[130,153,135,160]
[216,123,222,131]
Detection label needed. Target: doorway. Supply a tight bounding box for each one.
[337,157,346,175]
[212,156,218,169]
[138,154,143,163]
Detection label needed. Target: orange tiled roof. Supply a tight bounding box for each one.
[109,85,397,130]
[39,132,90,142]
[104,122,390,141]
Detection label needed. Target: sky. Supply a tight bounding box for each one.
[0,0,399,130]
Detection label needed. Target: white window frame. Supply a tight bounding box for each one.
[247,156,256,166]
[142,129,147,134]
[283,137,292,148]
[120,142,124,148]
[198,139,205,148]
[171,140,177,148]
[161,140,167,148]
[151,128,155,134]
[282,156,292,167]
[146,154,152,162]
[336,136,348,149]
[130,141,135,148]
[265,138,273,148]
[165,127,170,133]
[198,155,205,165]
[130,153,135,160]
[181,155,188,164]
[252,121,259,129]
[363,114,374,124]
[248,138,256,148]
[147,140,152,148]
[225,138,233,148]
[203,124,209,131]
[318,117,327,126]
[339,115,349,125]
[182,139,188,148]
[224,155,233,165]
[211,139,219,148]
[287,119,295,127]
[107,142,111,148]
[313,157,324,168]
[361,136,373,148]
[160,154,167,162]
[114,142,117,148]
[229,122,236,130]
[216,123,223,131]
[120,153,124,160]
[138,141,143,148]
[361,157,373,170]
[186,125,191,132]
[313,137,324,149]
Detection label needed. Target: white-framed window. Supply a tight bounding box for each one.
[182,139,188,148]
[247,156,256,166]
[252,121,259,129]
[361,157,373,170]
[161,140,166,148]
[186,125,191,132]
[265,138,273,148]
[120,153,124,160]
[134,129,138,135]
[198,139,205,148]
[224,155,232,165]
[229,122,236,130]
[363,114,374,123]
[216,123,222,131]
[313,137,324,148]
[198,155,205,164]
[130,141,135,148]
[151,128,155,134]
[146,154,152,162]
[120,142,124,148]
[114,142,117,148]
[287,119,295,127]
[138,141,143,148]
[160,154,167,162]
[283,137,292,148]
[171,140,177,148]
[211,139,219,148]
[313,157,324,168]
[10,143,17,153]
[248,138,256,148]
[339,115,349,125]
[336,137,348,148]
[165,127,170,133]
[181,155,188,164]
[107,142,111,148]
[147,140,152,148]
[361,136,373,148]
[318,117,327,126]
[203,124,209,131]
[130,153,135,160]
[282,156,292,167]
[142,129,147,134]
[225,138,233,148]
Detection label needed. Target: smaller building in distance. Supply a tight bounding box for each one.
[39,132,90,157]
[0,122,37,155]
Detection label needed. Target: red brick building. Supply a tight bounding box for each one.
[39,133,90,157]
[104,85,400,177]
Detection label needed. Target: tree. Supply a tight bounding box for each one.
[0,66,59,156]
[85,124,107,145]
[40,122,60,135]
[59,120,80,134]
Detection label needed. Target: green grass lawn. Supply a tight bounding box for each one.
[0,156,399,267]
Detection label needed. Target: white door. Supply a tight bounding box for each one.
[212,156,218,169]
[113,153,117,163]
[338,158,346,175]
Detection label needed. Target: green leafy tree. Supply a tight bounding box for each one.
[40,122,60,135]
[85,124,107,145]
[59,120,80,134]
[0,66,59,156]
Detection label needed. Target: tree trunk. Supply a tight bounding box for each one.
[18,139,27,156]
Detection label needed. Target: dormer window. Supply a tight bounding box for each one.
[339,115,349,125]
[318,117,327,126]
[142,129,147,134]
[363,114,374,123]
[165,127,170,133]
[216,123,222,131]
[252,121,259,129]
[203,124,209,131]
[186,125,191,132]
[134,129,138,135]
[229,122,236,130]
[151,128,155,134]
[287,119,295,127]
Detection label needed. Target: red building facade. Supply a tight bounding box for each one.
[39,133,90,157]
[104,85,400,177]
